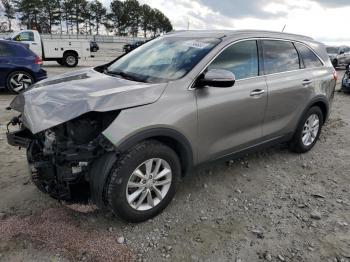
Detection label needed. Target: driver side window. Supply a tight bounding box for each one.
[207,40,259,80]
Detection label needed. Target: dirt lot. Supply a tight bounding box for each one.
[0,47,349,262]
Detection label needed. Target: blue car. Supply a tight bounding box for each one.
[0,39,47,93]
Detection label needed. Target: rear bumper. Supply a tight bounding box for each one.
[34,68,47,82]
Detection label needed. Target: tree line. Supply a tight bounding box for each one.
[0,0,173,37]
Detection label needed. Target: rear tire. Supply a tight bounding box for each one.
[289,106,323,153]
[332,59,338,68]
[6,71,34,94]
[63,52,78,67]
[105,140,181,222]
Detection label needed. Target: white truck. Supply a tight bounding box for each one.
[8,30,92,67]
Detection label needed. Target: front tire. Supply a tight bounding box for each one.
[105,140,181,222]
[289,106,323,153]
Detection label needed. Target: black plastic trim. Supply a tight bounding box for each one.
[117,128,194,175]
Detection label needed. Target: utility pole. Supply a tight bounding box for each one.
[187,18,190,30]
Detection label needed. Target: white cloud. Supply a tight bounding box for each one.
[133,0,350,46]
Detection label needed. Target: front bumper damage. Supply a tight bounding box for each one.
[6,114,116,203]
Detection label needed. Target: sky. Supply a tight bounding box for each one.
[134,0,350,46]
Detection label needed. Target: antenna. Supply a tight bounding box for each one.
[282,24,286,32]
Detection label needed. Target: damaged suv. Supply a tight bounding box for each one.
[7,30,336,222]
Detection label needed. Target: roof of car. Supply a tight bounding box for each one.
[0,39,25,46]
[165,30,313,41]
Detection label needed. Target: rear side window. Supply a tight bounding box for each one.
[294,43,323,68]
[0,43,15,56]
[262,40,300,74]
[208,40,259,80]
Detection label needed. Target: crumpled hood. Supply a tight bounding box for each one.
[10,68,167,134]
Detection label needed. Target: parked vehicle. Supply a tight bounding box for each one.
[326,45,350,68]
[7,30,336,222]
[7,30,92,67]
[341,65,350,92]
[0,40,47,93]
[123,40,145,53]
[90,41,99,52]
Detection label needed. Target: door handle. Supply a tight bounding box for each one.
[302,79,313,86]
[250,89,265,96]
[31,43,37,45]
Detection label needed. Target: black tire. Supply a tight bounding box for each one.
[63,52,78,67]
[332,59,338,68]
[289,106,324,153]
[105,140,181,222]
[56,59,65,66]
[6,71,34,94]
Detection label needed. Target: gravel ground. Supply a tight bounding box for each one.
[0,45,349,262]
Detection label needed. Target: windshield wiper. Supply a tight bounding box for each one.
[105,69,147,83]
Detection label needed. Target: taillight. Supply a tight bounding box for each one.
[333,69,337,81]
[35,56,42,65]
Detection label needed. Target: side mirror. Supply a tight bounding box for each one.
[198,69,235,88]
[340,50,345,55]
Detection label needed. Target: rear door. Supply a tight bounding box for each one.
[196,40,268,162]
[261,40,318,138]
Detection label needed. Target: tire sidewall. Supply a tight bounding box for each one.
[6,71,33,94]
[293,107,324,152]
[64,53,78,67]
[107,141,181,222]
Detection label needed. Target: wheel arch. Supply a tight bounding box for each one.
[117,128,194,176]
[306,96,329,124]
[63,50,79,57]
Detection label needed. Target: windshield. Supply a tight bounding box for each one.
[107,37,221,83]
[326,47,338,54]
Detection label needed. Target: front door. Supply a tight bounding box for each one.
[13,31,42,56]
[196,40,268,163]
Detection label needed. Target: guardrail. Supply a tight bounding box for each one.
[0,33,146,43]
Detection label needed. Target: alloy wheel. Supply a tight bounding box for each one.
[9,73,33,93]
[126,158,172,211]
[302,114,320,146]
[66,55,76,66]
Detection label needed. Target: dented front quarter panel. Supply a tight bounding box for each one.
[10,68,168,134]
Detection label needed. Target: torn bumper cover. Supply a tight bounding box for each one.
[7,118,116,203]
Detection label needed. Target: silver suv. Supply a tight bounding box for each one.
[327,45,350,68]
[7,30,337,222]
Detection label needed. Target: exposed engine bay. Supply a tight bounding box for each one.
[7,111,119,203]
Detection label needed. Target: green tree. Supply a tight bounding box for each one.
[123,0,140,36]
[108,0,126,35]
[90,0,106,35]
[39,0,60,33]
[14,0,42,31]
[140,4,152,37]
[1,0,15,31]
